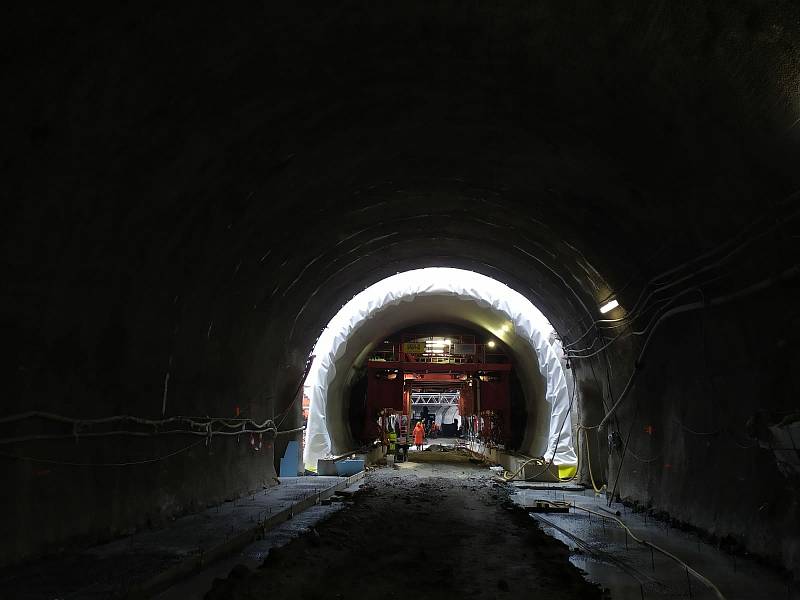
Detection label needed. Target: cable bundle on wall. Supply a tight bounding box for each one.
[566,200,799,361]
[0,357,313,454]
[562,200,799,430]
[556,198,800,506]
[0,411,280,445]
[0,412,305,467]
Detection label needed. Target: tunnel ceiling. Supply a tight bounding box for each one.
[4,3,800,412]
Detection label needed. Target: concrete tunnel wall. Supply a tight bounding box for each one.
[309,293,554,461]
[2,1,800,576]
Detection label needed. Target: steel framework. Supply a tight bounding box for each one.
[410,392,460,405]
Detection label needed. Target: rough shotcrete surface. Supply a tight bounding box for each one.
[205,457,603,600]
[3,0,800,577]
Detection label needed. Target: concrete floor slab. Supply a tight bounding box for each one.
[0,473,363,599]
[154,502,349,599]
[509,488,798,600]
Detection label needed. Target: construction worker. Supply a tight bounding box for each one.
[413,420,425,450]
[387,422,398,456]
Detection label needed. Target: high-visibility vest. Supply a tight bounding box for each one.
[388,431,397,452]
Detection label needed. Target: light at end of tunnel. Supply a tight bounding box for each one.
[487,340,496,348]
[599,298,620,314]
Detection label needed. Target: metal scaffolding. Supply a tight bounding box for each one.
[410,392,459,405]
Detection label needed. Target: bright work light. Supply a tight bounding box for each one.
[599,299,619,314]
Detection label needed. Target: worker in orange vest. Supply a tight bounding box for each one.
[413,420,425,450]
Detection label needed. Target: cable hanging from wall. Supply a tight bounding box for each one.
[0,411,281,445]
[559,197,800,429]
[565,198,800,356]
[559,196,799,501]
[0,411,306,469]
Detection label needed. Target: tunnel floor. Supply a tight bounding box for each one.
[203,454,602,600]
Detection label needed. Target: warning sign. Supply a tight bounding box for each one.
[402,342,426,354]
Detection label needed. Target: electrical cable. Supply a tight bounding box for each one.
[567,288,699,355]
[586,356,620,433]
[566,330,626,359]
[0,411,277,431]
[572,505,727,600]
[576,426,604,493]
[606,386,641,507]
[0,422,304,466]
[0,410,310,448]
[565,198,799,346]
[565,289,686,349]
[594,263,799,430]
[0,353,315,449]
[0,438,208,468]
[636,203,799,303]
[627,286,709,337]
[565,269,731,361]
[567,267,797,494]
[502,365,578,482]
[275,426,306,436]
[565,284,696,351]
[275,354,315,429]
[0,427,279,445]
[672,417,719,436]
[624,447,662,464]
[622,203,798,321]
[567,276,726,357]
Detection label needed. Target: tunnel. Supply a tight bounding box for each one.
[2,3,800,598]
[302,267,577,472]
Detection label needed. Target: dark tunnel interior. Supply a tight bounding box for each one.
[2,3,800,598]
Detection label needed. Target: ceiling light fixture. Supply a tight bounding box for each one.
[599,299,620,314]
[487,340,496,348]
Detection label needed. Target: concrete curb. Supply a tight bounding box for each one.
[138,471,366,597]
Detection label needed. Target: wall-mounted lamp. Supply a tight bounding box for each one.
[487,340,496,348]
[599,299,620,314]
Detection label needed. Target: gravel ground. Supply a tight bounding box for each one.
[204,451,603,600]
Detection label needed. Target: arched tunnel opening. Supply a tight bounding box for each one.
[3,3,800,599]
[301,267,578,480]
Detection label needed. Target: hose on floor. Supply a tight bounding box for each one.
[573,505,727,600]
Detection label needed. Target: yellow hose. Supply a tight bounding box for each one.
[573,505,727,600]
[501,426,606,486]
[578,426,605,493]
[501,456,546,481]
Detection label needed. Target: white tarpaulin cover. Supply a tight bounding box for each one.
[303,268,577,470]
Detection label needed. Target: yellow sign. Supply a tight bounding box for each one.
[402,342,426,354]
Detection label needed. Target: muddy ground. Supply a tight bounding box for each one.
[204,451,603,600]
